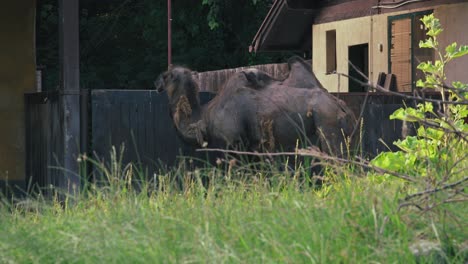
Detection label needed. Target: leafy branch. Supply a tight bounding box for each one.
[370,14,467,211]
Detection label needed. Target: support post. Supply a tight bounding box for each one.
[59,0,80,194]
[168,0,172,68]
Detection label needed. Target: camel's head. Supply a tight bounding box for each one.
[154,66,199,100]
[155,66,201,118]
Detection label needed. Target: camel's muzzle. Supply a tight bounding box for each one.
[154,76,165,93]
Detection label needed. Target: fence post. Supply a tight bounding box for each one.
[59,0,81,195]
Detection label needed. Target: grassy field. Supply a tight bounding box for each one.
[0,157,466,263]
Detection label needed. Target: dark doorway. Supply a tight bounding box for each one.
[348,43,369,92]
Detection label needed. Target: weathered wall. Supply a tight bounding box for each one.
[435,3,468,85]
[312,3,468,92]
[0,2,36,181]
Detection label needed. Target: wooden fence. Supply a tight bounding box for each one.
[24,88,429,191]
[24,90,215,191]
[89,90,215,177]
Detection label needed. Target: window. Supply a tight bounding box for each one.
[326,30,337,74]
[389,10,433,92]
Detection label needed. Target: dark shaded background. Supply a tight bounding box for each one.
[36,0,295,90]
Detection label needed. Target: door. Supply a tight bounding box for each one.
[349,43,369,93]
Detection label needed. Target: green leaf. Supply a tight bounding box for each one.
[420,75,438,89]
[418,102,433,113]
[427,28,442,38]
[416,79,425,88]
[394,136,420,152]
[208,20,219,30]
[458,108,468,119]
[405,107,425,121]
[420,14,434,28]
[389,108,406,120]
[371,152,406,171]
[424,127,444,141]
[420,14,442,37]
[420,38,435,49]
[389,107,424,121]
[452,81,468,89]
[451,45,468,59]
[434,60,443,70]
[445,42,457,55]
[417,61,436,73]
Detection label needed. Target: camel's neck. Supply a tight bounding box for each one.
[170,95,206,146]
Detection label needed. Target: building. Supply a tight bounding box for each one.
[250,0,468,93]
[1,1,80,195]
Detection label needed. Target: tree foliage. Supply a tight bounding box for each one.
[37,0,292,90]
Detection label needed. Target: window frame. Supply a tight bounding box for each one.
[387,9,433,92]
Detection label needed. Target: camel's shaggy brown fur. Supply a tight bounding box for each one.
[306,104,313,118]
[174,95,192,127]
[260,118,275,151]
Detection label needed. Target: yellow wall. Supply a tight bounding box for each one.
[312,3,468,92]
[313,16,372,92]
[0,2,36,181]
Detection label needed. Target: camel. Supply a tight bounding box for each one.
[154,57,357,156]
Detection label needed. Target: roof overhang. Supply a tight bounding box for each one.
[250,0,466,53]
[249,0,318,53]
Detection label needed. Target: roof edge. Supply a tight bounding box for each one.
[249,0,317,53]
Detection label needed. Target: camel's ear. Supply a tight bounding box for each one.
[242,71,264,89]
[243,71,257,86]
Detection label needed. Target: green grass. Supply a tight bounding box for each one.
[0,159,466,263]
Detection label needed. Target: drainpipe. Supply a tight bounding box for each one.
[168,0,172,69]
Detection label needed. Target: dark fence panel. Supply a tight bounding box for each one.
[90,90,215,176]
[25,91,64,194]
[335,93,413,157]
[24,90,89,194]
[335,92,442,157]
[362,103,407,156]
